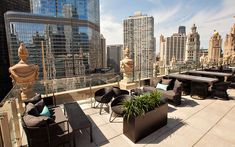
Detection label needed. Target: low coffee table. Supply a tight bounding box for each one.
[64,102,93,145]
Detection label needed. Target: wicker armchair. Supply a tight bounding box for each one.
[211,82,231,100]
[22,110,73,147]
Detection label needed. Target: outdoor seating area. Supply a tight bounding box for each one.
[50,89,235,147]
[2,67,235,147]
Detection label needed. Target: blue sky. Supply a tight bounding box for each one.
[100,0,235,53]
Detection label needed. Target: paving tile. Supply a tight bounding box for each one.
[101,135,131,147]
[194,133,235,147]
[92,123,119,145]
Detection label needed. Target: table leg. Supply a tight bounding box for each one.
[90,125,93,142]
[224,76,228,82]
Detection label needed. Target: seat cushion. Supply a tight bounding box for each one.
[158,90,176,100]
[112,105,125,116]
[143,86,156,93]
[23,114,54,127]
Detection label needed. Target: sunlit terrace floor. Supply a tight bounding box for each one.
[21,89,235,147]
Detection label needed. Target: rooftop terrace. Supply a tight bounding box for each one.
[60,89,235,147]
[1,66,235,147]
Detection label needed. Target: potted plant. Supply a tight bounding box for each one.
[123,91,168,143]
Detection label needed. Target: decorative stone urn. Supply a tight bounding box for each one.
[9,43,39,100]
[120,47,133,83]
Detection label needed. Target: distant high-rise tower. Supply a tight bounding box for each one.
[100,34,107,68]
[160,27,187,66]
[123,11,155,80]
[185,24,200,64]
[178,26,186,35]
[224,24,235,58]
[107,45,123,73]
[5,0,101,81]
[208,30,222,64]
[0,0,30,100]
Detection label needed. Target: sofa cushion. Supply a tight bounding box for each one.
[40,106,51,117]
[143,86,156,93]
[24,94,42,105]
[156,83,168,91]
[35,99,45,113]
[173,80,182,94]
[25,103,39,116]
[23,114,54,127]
[161,79,172,85]
[158,90,176,100]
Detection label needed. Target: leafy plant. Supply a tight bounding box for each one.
[123,91,162,120]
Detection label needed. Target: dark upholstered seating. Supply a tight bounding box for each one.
[22,106,73,147]
[134,78,182,106]
[190,82,209,99]
[109,95,131,122]
[112,87,129,98]
[211,82,231,100]
[94,87,114,114]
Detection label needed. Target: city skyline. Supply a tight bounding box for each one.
[100,0,235,52]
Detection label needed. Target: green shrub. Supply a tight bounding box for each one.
[123,91,162,120]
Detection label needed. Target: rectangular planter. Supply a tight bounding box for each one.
[123,102,168,143]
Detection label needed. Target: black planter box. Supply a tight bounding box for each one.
[123,102,168,143]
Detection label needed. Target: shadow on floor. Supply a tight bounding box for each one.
[178,97,199,107]
[168,105,177,113]
[136,117,185,144]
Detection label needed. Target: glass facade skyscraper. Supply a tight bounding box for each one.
[5,0,101,80]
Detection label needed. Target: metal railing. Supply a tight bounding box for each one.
[0,64,232,146]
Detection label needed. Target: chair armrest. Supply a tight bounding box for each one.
[49,120,70,135]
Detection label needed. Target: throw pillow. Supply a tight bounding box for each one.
[24,94,42,105]
[156,83,168,91]
[173,80,182,94]
[161,79,172,85]
[35,99,45,113]
[25,103,39,116]
[23,114,54,127]
[40,106,51,117]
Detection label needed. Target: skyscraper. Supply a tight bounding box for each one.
[123,11,155,80]
[5,0,101,81]
[160,27,187,66]
[185,24,200,64]
[107,45,123,73]
[100,34,107,68]
[178,26,186,35]
[208,30,222,64]
[224,24,235,58]
[0,0,30,100]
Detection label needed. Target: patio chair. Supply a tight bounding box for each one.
[22,119,72,147]
[211,82,231,100]
[94,87,114,114]
[109,95,132,122]
[190,82,209,99]
[112,87,129,98]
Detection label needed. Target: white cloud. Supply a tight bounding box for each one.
[100,7,123,45]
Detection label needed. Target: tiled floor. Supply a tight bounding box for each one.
[72,89,235,147]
